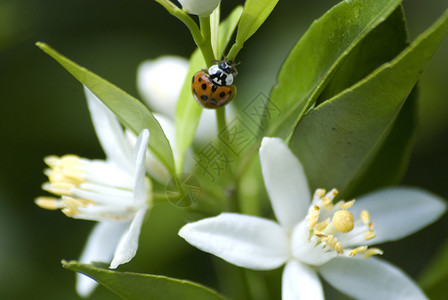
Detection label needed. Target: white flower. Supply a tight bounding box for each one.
[137,56,234,146]
[179,137,446,300]
[35,87,152,297]
[177,0,220,17]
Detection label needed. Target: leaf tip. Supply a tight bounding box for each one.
[35,41,47,49]
[61,259,78,270]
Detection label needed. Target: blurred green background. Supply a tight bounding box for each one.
[0,0,447,299]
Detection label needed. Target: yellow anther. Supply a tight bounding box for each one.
[348,246,368,256]
[42,182,75,196]
[364,230,376,241]
[44,155,60,167]
[308,205,320,229]
[321,196,333,210]
[338,199,355,210]
[332,210,354,233]
[364,248,383,258]
[315,189,326,197]
[335,241,343,254]
[361,210,370,225]
[34,197,63,210]
[315,218,330,231]
[328,189,339,198]
[314,231,326,238]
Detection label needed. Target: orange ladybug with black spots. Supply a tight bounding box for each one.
[191,60,237,109]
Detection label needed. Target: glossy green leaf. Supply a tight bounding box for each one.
[289,10,448,196]
[36,42,175,175]
[175,8,242,172]
[316,6,408,103]
[217,6,243,57]
[314,7,417,197]
[351,87,417,197]
[175,49,205,172]
[266,0,402,138]
[235,0,278,47]
[62,260,226,300]
[419,238,448,300]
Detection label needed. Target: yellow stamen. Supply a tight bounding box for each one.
[329,189,339,198]
[42,182,75,196]
[338,199,355,210]
[361,210,370,225]
[364,248,383,258]
[335,241,343,254]
[34,197,63,210]
[332,210,354,233]
[314,231,326,238]
[364,230,376,240]
[315,218,330,231]
[308,205,320,229]
[348,246,368,256]
[315,189,326,197]
[321,196,333,210]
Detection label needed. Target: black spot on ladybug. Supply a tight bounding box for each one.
[228,91,232,95]
[211,85,217,92]
[192,76,195,84]
[198,77,202,82]
[219,92,225,98]
[210,99,218,105]
[201,95,208,101]
[201,83,207,90]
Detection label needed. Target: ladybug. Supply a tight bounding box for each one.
[191,60,238,109]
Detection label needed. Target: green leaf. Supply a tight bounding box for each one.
[62,260,226,300]
[314,6,417,196]
[316,6,408,103]
[289,10,448,196]
[351,87,417,197]
[217,6,243,57]
[175,8,242,172]
[267,0,403,138]
[419,238,448,300]
[175,49,205,173]
[235,0,278,48]
[36,42,175,175]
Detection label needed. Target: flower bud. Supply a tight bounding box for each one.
[178,0,220,17]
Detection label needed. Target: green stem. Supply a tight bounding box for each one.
[227,42,243,61]
[199,16,216,65]
[155,0,214,65]
[215,107,227,136]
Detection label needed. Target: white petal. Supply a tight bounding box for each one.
[351,187,446,245]
[178,213,289,270]
[178,0,221,16]
[137,56,189,119]
[110,207,147,269]
[133,129,150,204]
[76,222,129,297]
[84,86,133,172]
[282,260,324,300]
[319,257,428,300]
[260,137,311,231]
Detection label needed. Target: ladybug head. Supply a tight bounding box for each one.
[218,61,233,74]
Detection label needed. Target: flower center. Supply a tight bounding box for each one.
[304,188,382,260]
[35,154,146,222]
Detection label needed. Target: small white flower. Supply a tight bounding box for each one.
[179,137,446,300]
[35,87,152,297]
[178,0,220,17]
[137,56,223,145]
